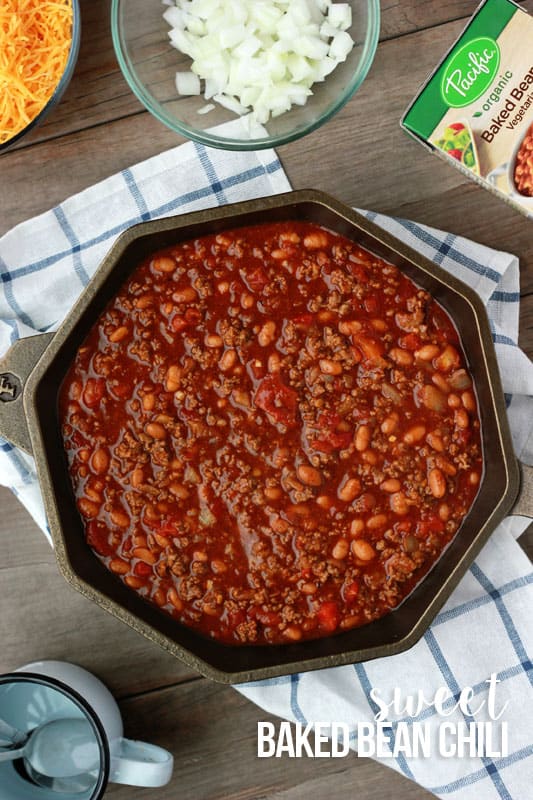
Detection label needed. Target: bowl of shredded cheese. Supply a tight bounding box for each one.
[0,0,80,151]
[111,0,380,150]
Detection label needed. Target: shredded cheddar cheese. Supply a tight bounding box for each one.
[0,0,73,145]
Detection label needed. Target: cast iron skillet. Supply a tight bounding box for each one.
[0,190,531,683]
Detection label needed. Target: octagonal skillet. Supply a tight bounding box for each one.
[0,190,531,683]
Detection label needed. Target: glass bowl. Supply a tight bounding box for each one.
[0,0,81,154]
[111,0,380,150]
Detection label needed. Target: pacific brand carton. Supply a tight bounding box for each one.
[401,0,533,218]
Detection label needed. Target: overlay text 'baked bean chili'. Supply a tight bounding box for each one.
[59,222,483,645]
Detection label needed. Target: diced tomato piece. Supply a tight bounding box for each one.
[343,581,360,605]
[171,308,201,332]
[291,313,313,328]
[417,514,445,537]
[310,431,352,453]
[83,378,105,408]
[448,123,465,132]
[185,308,201,325]
[317,601,340,633]
[254,376,298,427]
[134,561,152,577]
[399,333,422,351]
[86,520,113,557]
[447,149,463,161]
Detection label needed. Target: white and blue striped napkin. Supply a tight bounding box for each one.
[0,121,531,800]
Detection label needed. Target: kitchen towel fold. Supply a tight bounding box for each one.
[0,121,531,800]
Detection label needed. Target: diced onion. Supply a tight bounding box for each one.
[164,0,355,125]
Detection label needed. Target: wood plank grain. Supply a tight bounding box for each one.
[107,680,434,800]
[6,1,532,152]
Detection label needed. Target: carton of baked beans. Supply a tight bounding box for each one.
[402,0,533,219]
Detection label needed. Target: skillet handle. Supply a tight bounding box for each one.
[0,333,55,455]
[511,462,533,520]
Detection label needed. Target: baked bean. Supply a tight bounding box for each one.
[165,365,181,392]
[448,369,472,391]
[390,492,408,515]
[265,486,282,500]
[258,321,276,347]
[362,450,378,465]
[168,587,183,611]
[109,558,130,575]
[338,477,361,502]
[351,539,375,561]
[381,478,401,493]
[268,353,281,373]
[109,326,128,343]
[355,424,370,452]
[332,538,349,560]
[461,390,476,413]
[303,231,328,249]
[153,589,167,608]
[339,319,362,335]
[241,293,254,309]
[432,373,450,393]
[135,294,153,309]
[390,348,413,366]
[350,519,365,536]
[415,344,440,361]
[142,393,156,411]
[435,345,460,372]
[125,575,145,589]
[152,256,175,273]
[91,448,109,475]
[436,456,457,476]
[404,425,426,445]
[206,334,223,348]
[319,358,342,375]
[454,408,470,429]
[133,547,157,564]
[111,509,130,528]
[439,503,450,522]
[173,286,196,303]
[448,393,461,409]
[297,464,322,487]
[469,471,480,486]
[146,422,166,439]
[428,468,446,498]
[170,483,189,499]
[78,497,99,518]
[426,432,444,452]
[283,625,303,641]
[367,514,388,530]
[316,495,333,510]
[418,385,447,413]
[219,348,236,371]
[381,413,399,435]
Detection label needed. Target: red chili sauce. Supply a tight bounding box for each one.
[59,222,483,645]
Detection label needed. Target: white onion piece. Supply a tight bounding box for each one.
[197,103,215,115]
[328,3,352,30]
[163,0,356,125]
[175,71,201,95]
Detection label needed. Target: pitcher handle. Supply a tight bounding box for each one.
[110,738,173,787]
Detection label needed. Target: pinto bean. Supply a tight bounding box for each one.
[351,539,375,561]
[338,477,361,502]
[297,464,322,487]
[428,468,446,498]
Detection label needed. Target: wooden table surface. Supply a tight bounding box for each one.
[1,2,532,799]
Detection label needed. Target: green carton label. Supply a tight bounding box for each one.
[402,0,533,219]
[441,37,501,108]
